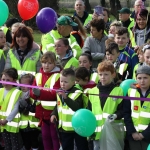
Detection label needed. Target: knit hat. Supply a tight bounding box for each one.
[57,16,78,26]
[136,65,150,76]
[5,18,19,28]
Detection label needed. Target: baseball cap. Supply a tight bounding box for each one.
[136,65,150,76]
[118,7,131,14]
[57,16,78,26]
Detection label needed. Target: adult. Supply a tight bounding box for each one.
[131,0,144,19]
[73,0,92,26]
[133,9,150,47]
[118,7,135,31]
[41,16,82,59]
[82,18,108,69]
[5,26,42,76]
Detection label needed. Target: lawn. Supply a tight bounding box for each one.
[33,30,42,45]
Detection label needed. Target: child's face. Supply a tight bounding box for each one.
[114,33,129,47]
[136,74,150,90]
[144,49,150,66]
[1,74,16,90]
[106,49,120,63]
[0,31,6,47]
[79,56,92,70]
[60,75,75,91]
[42,61,55,73]
[20,78,30,92]
[138,52,144,63]
[55,40,68,56]
[98,70,114,86]
[75,77,89,86]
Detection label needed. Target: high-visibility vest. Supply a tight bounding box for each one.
[132,63,141,79]
[1,26,8,35]
[42,30,82,59]
[0,49,6,60]
[58,89,83,131]
[35,73,60,110]
[8,49,41,76]
[63,57,79,69]
[0,88,22,133]
[90,72,99,84]
[84,14,93,26]
[88,86,123,140]
[118,63,128,76]
[19,98,40,129]
[128,88,150,132]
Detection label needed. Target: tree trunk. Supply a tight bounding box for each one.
[83,0,92,13]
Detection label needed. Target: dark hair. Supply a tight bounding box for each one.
[61,68,75,78]
[2,68,18,80]
[41,51,56,64]
[115,27,130,38]
[80,51,93,63]
[57,38,71,50]
[105,42,119,54]
[11,26,33,50]
[75,67,90,81]
[90,19,105,32]
[19,73,34,85]
[103,7,110,18]
[135,9,150,29]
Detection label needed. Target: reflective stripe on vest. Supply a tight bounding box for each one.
[89,87,123,140]
[129,88,150,132]
[0,88,22,133]
[64,57,79,69]
[119,63,128,75]
[1,26,8,35]
[90,72,99,84]
[35,73,59,110]
[58,90,82,131]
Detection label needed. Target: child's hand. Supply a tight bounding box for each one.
[58,91,67,99]
[32,88,40,96]
[50,115,57,123]
[132,132,142,140]
[1,119,8,126]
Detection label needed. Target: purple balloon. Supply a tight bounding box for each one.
[36,7,57,33]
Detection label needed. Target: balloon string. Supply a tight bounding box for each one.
[0,80,149,101]
[22,20,24,24]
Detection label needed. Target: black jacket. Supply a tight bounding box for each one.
[123,87,150,142]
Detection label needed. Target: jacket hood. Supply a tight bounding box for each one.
[57,50,73,60]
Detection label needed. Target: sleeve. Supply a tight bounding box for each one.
[131,53,139,72]
[114,100,123,120]
[50,105,58,119]
[36,53,42,73]
[64,94,83,111]
[141,124,150,141]
[123,99,137,135]
[6,100,19,122]
[0,53,5,75]
[4,51,12,70]
[82,37,91,53]
[91,52,105,60]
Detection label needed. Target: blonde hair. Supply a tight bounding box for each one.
[110,21,122,28]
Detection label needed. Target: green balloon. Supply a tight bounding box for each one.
[0,0,9,26]
[147,144,150,150]
[72,109,96,137]
[120,79,136,96]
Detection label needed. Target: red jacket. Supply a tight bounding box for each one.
[30,67,61,120]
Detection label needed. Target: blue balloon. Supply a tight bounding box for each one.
[36,7,57,33]
[147,144,150,150]
[120,79,136,96]
[72,109,96,137]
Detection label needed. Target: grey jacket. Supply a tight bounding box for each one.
[82,36,108,68]
[5,43,42,73]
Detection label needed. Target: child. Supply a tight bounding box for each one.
[79,51,99,84]
[50,68,89,150]
[88,61,124,150]
[105,42,128,82]
[123,65,150,150]
[19,74,40,150]
[0,30,6,75]
[55,38,79,69]
[133,44,150,79]
[30,51,60,150]
[114,27,139,78]
[75,67,97,93]
[0,68,22,150]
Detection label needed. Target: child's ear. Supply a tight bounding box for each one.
[112,72,116,79]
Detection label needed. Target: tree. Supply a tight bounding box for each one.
[83,0,92,13]
[4,0,59,27]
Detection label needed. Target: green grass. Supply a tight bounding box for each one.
[33,30,42,45]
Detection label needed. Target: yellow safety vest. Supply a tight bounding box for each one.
[0,88,22,133]
[128,88,150,132]
[35,73,60,110]
[88,86,123,140]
